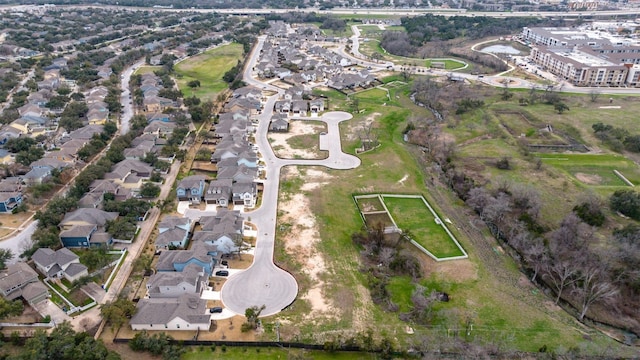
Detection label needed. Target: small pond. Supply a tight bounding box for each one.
[481,44,522,55]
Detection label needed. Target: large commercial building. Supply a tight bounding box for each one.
[522,26,640,87]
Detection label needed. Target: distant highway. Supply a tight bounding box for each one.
[4,4,640,18]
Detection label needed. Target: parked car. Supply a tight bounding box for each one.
[221,260,228,266]
[209,307,223,313]
[215,270,229,277]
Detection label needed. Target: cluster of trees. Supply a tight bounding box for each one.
[4,322,120,360]
[59,101,89,132]
[407,100,639,333]
[401,15,548,44]
[592,122,640,153]
[104,197,152,240]
[352,224,433,321]
[77,122,118,161]
[464,182,631,322]
[5,137,44,166]
[222,60,246,90]
[319,17,346,33]
[100,297,136,331]
[129,331,184,360]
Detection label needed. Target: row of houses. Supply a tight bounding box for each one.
[129,84,268,331]
[130,207,246,330]
[140,73,177,113]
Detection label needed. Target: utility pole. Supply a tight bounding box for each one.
[275,320,280,342]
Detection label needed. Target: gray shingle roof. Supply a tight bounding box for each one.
[64,263,88,277]
[130,293,209,327]
[60,208,118,228]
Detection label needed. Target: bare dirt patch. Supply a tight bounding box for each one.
[279,168,333,316]
[414,248,477,282]
[346,112,381,141]
[270,121,326,159]
[575,172,603,185]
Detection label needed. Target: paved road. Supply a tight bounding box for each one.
[16,5,640,19]
[120,60,144,135]
[0,221,37,264]
[220,37,360,317]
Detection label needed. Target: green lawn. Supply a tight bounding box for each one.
[267,81,631,355]
[174,43,244,101]
[134,65,162,75]
[382,196,465,258]
[538,153,640,187]
[358,39,466,70]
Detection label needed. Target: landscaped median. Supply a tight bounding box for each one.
[354,193,467,261]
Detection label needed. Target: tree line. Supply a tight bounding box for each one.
[408,82,640,336]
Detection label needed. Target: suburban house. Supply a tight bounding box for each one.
[58,208,118,247]
[310,98,325,115]
[144,120,177,137]
[268,114,289,132]
[130,293,211,331]
[193,209,244,254]
[156,242,220,276]
[155,216,193,249]
[232,182,258,209]
[145,263,206,298]
[0,262,49,306]
[31,248,89,282]
[0,149,14,165]
[0,178,22,213]
[104,159,153,189]
[204,178,233,207]
[0,192,22,213]
[22,166,52,186]
[176,175,207,204]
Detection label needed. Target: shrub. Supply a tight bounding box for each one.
[496,157,511,170]
[573,202,605,227]
[610,189,640,220]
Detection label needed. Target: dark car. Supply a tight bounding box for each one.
[215,270,229,277]
[221,260,228,266]
[209,307,223,314]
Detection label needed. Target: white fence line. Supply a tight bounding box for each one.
[102,249,127,291]
[354,193,468,262]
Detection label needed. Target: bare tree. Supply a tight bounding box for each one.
[545,259,581,304]
[574,262,618,321]
[233,234,245,260]
[378,247,396,268]
[357,121,379,151]
[524,237,548,282]
[589,89,601,103]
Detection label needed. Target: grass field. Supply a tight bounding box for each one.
[382,196,465,258]
[174,43,244,100]
[538,153,640,187]
[265,80,635,355]
[358,39,466,70]
[134,65,162,75]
